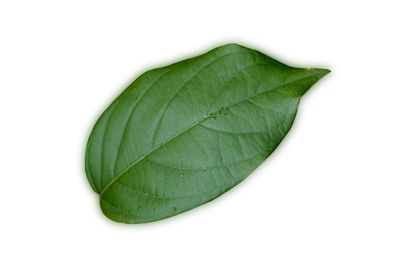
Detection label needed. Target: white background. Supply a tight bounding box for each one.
[0,1,399,266]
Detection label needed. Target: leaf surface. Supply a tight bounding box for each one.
[85,44,329,223]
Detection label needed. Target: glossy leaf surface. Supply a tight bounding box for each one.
[85,44,329,223]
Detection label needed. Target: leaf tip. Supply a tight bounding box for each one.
[306,67,331,79]
[285,67,331,97]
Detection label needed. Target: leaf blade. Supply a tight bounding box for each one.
[85,44,329,223]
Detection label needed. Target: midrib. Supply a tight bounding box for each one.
[99,73,317,196]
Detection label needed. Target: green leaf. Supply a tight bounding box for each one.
[85,43,330,224]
